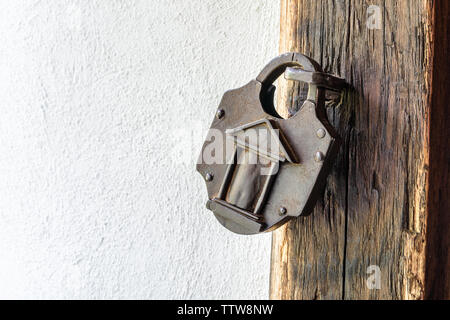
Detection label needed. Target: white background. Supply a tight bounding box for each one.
[0,1,280,299]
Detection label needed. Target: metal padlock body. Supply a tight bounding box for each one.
[197,53,341,235]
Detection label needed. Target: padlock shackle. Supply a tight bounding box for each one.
[256,53,322,118]
[256,52,321,87]
[256,53,346,119]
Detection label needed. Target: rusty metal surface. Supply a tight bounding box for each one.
[196,53,345,235]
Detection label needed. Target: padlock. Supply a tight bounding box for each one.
[197,52,346,235]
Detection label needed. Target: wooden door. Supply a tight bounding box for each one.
[270,0,449,300]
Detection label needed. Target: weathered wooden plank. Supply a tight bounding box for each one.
[271,0,448,300]
[270,0,349,300]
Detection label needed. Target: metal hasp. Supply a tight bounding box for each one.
[197,52,346,235]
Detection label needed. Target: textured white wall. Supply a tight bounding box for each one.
[0,1,280,299]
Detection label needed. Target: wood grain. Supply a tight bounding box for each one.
[270,0,448,300]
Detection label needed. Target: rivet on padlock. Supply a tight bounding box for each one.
[197,53,346,235]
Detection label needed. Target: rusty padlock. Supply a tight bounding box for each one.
[197,53,345,235]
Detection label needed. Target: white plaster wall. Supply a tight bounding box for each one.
[0,1,280,299]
